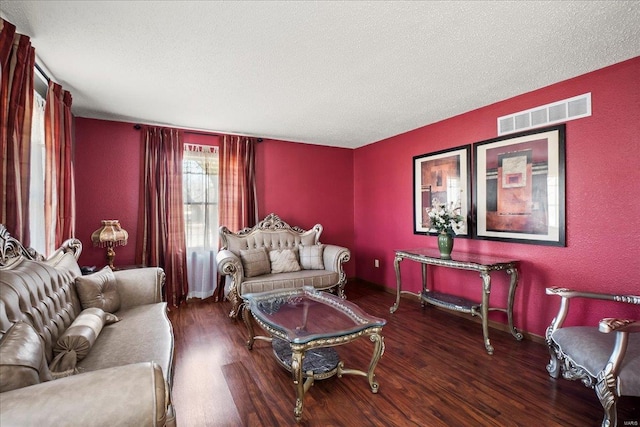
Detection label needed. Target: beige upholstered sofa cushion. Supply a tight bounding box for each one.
[75,267,121,313]
[299,244,325,270]
[240,248,271,277]
[269,248,301,273]
[0,321,52,392]
[50,307,119,375]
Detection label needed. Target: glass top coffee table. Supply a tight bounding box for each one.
[242,287,386,422]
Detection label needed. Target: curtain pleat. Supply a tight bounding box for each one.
[137,126,189,308]
[44,81,76,251]
[0,19,35,244]
[218,135,258,232]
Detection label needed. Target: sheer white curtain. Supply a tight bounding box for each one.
[183,144,219,299]
[29,91,47,255]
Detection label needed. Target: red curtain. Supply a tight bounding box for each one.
[44,81,76,249]
[136,126,188,308]
[0,19,35,243]
[219,135,258,232]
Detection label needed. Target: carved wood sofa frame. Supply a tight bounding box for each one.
[545,286,640,427]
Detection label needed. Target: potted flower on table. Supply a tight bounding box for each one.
[427,198,464,259]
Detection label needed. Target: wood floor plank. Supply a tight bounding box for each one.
[168,280,639,426]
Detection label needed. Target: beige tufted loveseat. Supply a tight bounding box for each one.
[0,225,176,426]
[216,213,351,318]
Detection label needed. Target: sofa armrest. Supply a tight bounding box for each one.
[0,362,169,426]
[322,244,351,274]
[114,267,166,309]
[216,249,244,281]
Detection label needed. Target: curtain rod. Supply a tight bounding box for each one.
[133,124,263,142]
[35,63,50,83]
[133,124,217,137]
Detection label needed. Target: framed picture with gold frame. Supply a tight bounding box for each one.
[473,124,566,246]
[413,145,472,237]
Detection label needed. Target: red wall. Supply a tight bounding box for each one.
[75,120,142,268]
[353,57,640,337]
[74,121,219,268]
[74,123,355,277]
[74,57,639,337]
[255,139,355,277]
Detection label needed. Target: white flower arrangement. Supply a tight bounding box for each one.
[427,198,464,235]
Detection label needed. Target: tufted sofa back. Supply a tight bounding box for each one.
[0,251,82,362]
[219,213,322,255]
[223,229,320,255]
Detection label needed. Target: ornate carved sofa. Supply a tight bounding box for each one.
[545,286,639,427]
[0,226,176,426]
[216,214,351,318]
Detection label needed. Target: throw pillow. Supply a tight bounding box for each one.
[269,249,301,274]
[51,307,118,377]
[75,266,121,312]
[299,244,325,270]
[0,321,52,393]
[239,248,271,278]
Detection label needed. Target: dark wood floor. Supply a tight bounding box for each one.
[168,280,639,426]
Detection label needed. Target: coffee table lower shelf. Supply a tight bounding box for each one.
[272,338,341,380]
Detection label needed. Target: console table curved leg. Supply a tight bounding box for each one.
[506,267,524,340]
[391,255,403,313]
[367,333,385,393]
[480,272,494,355]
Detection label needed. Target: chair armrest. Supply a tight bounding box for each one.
[546,286,640,303]
[0,362,168,426]
[599,318,640,334]
[545,287,640,333]
[216,249,243,281]
[114,267,165,309]
[597,318,639,381]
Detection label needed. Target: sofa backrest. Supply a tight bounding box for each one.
[0,229,83,362]
[220,213,321,255]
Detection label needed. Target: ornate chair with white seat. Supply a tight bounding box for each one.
[545,286,640,427]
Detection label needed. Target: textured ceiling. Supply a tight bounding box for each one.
[2,1,639,148]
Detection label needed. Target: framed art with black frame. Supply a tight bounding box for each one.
[413,145,472,237]
[473,124,566,246]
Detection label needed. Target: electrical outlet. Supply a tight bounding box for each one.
[374,259,380,268]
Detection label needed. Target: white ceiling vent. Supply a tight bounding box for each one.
[498,93,591,135]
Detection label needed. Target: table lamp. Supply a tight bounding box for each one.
[91,220,128,269]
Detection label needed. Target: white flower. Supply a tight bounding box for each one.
[427,198,464,234]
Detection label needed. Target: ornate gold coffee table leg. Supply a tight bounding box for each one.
[337,330,385,393]
[291,350,305,422]
[367,333,385,392]
[241,303,255,350]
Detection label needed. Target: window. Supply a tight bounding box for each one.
[183,144,219,299]
[28,90,47,254]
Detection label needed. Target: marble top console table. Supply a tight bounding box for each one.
[391,248,522,354]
